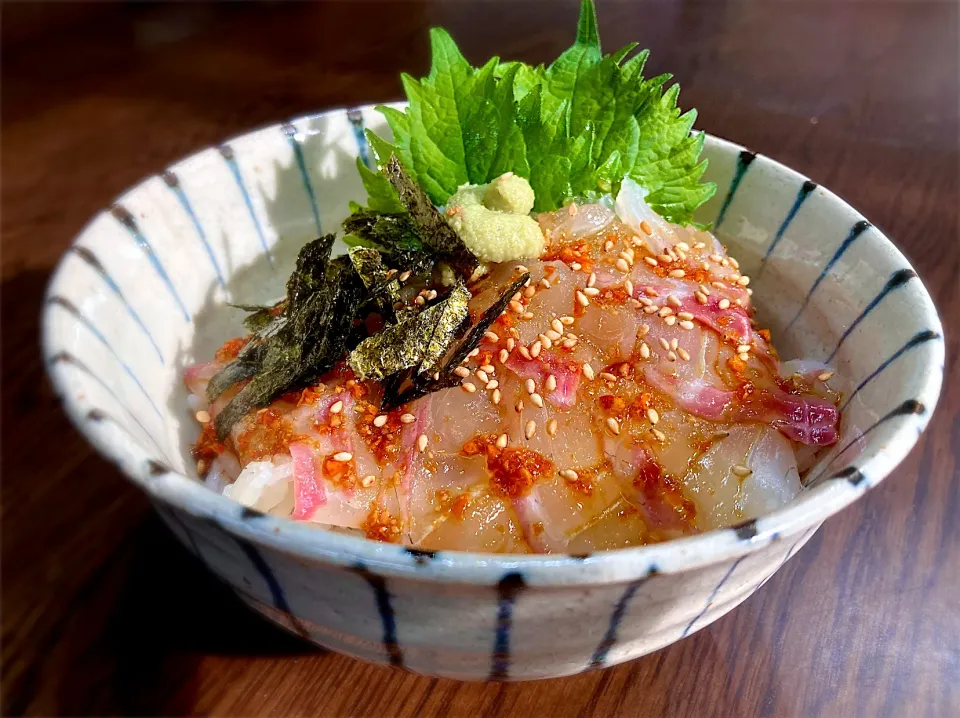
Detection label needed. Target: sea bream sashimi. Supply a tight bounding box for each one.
[185,183,840,553]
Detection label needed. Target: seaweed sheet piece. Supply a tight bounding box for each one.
[348,247,401,321]
[384,155,478,278]
[381,273,529,410]
[214,236,365,441]
[229,300,287,333]
[343,210,423,253]
[348,282,470,382]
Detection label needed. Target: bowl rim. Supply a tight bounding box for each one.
[41,104,945,586]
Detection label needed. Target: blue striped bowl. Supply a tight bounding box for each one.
[42,105,944,680]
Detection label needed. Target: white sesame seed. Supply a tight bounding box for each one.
[818,371,835,382]
[560,315,575,326]
[586,272,597,288]
[629,298,642,308]
[522,311,535,320]
[647,408,660,425]
[414,296,426,306]
[678,320,693,330]
[604,239,615,252]
[509,300,524,314]
[600,372,618,382]
[523,286,537,299]
[734,298,743,307]
[658,306,674,318]
[729,257,740,270]
[506,337,516,351]
[362,475,376,488]
[669,338,678,350]
[497,349,508,364]
[195,410,211,424]
[518,346,532,360]
[484,331,500,343]
[560,469,579,481]
[677,347,691,361]
[426,289,438,300]
[525,378,536,394]
[492,388,502,405]
[747,288,754,296]
[718,298,731,310]
[669,269,686,278]
[539,334,553,350]
[699,284,711,295]
[652,428,667,442]
[638,297,654,307]
[373,415,388,428]
[645,288,660,297]
[330,400,344,414]
[576,290,590,307]
[624,279,634,296]
[461,382,477,393]
[562,338,577,348]
[583,287,601,297]
[712,281,727,290]
[664,315,678,326]
[645,257,659,267]
[399,270,412,282]
[515,264,529,273]
[476,370,490,384]
[668,294,684,308]
[496,433,508,449]
[582,363,596,380]
[332,451,353,462]
[469,348,480,357]
[658,254,672,264]
[454,366,470,378]
[640,220,653,235]
[619,362,631,377]
[547,418,558,437]
[736,344,751,354]
[637,324,650,337]
[540,278,551,290]
[732,464,753,477]
[530,393,544,408]
[606,417,621,435]
[482,380,497,392]
[667,350,677,361]
[513,292,523,302]
[658,338,671,351]
[644,305,659,314]
[417,434,428,452]
[738,352,750,362]
[721,258,731,268]
[516,400,525,413]
[530,341,542,358]
[400,413,416,424]
[525,420,537,439]
[639,342,651,359]
[677,311,694,321]
[737,275,750,287]
[545,374,557,392]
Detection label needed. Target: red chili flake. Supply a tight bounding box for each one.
[215,336,250,363]
[461,435,553,499]
[758,328,772,342]
[235,408,292,462]
[362,505,402,543]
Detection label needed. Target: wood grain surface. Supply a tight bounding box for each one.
[2,1,958,716]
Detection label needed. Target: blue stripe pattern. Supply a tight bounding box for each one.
[281,122,322,235]
[786,220,872,331]
[714,150,756,230]
[52,351,169,459]
[681,556,745,638]
[70,246,164,363]
[489,572,526,680]
[807,399,926,486]
[353,563,404,667]
[110,204,190,321]
[218,144,274,267]
[839,330,940,412]
[162,171,225,287]
[760,180,817,272]
[826,269,916,362]
[347,108,374,170]
[589,576,647,667]
[230,533,310,638]
[48,296,163,418]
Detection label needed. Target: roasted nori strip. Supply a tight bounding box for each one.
[348,282,470,381]
[213,236,365,441]
[229,301,287,333]
[348,247,401,321]
[343,210,423,253]
[384,155,478,278]
[381,273,529,410]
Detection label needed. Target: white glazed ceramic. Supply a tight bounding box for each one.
[42,104,944,681]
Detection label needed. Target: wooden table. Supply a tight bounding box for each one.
[3,1,958,715]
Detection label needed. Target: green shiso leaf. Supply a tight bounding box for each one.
[360,0,715,226]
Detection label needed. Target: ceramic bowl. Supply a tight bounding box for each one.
[42,104,944,681]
